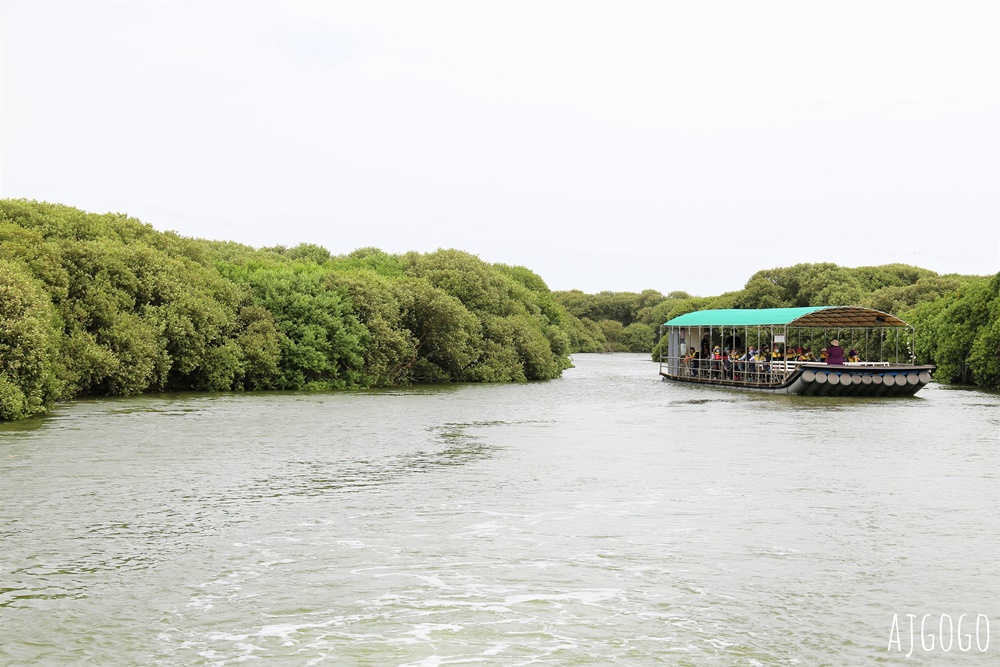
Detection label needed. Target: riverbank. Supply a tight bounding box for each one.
[4,199,997,424]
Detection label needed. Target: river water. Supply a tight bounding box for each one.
[1,354,997,666]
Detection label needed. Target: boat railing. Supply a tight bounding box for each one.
[767,360,799,373]
[660,355,900,386]
[663,354,795,386]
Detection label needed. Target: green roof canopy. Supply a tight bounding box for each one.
[664,306,908,328]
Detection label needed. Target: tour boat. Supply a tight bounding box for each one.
[659,306,934,396]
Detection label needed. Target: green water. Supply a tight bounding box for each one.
[1,354,997,665]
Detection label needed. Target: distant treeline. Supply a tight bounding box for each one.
[0,200,600,421]
[2,200,996,421]
[554,263,1000,390]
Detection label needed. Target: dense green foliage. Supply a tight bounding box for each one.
[555,263,998,390]
[0,260,60,419]
[0,200,577,420]
[2,200,994,422]
[904,273,1000,389]
[552,289,696,352]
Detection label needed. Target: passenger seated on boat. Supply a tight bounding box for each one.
[753,349,770,380]
[711,346,723,378]
[818,347,828,362]
[723,347,736,374]
[736,347,757,379]
[802,347,816,362]
[684,347,699,376]
[847,349,860,363]
[771,346,783,360]
[700,340,711,374]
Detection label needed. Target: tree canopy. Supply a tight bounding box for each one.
[1,199,995,422]
[0,200,581,420]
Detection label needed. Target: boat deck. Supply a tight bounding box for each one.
[660,363,935,396]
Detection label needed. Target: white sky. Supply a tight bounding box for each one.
[2,0,998,295]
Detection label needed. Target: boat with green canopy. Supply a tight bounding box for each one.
[658,306,934,396]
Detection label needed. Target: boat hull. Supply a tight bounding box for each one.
[660,364,935,396]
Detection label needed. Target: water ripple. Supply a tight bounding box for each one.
[0,355,996,665]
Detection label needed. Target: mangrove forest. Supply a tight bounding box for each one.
[1,200,997,421]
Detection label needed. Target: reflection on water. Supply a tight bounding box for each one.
[0,414,47,435]
[229,421,535,501]
[0,355,997,665]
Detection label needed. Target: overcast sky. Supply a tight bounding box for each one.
[2,0,997,295]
